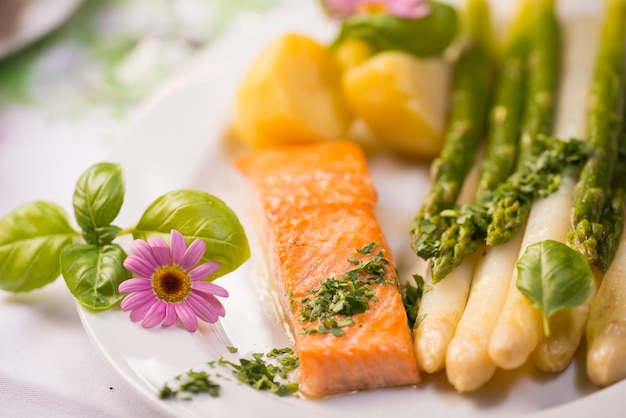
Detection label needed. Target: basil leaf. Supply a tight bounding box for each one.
[134,190,250,280]
[61,243,130,310]
[334,1,458,57]
[0,201,77,292]
[82,225,122,246]
[73,162,125,244]
[516,240,595,336]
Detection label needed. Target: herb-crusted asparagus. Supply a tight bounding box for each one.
[414,0,587,282]
[487,0,561,246]
[412,2,527,281]
[409,0,492,254]
[566,0,626,263]
[425,137,589,282]
[411,0,493,374]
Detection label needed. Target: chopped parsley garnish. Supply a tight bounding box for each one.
[159,369,221,400]
[294,242,397,336]
[159,347,299,401]
[219,348,299,396]
[401,273,429,328]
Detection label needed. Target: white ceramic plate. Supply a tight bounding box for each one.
[77,1,626,417]
[0,0,83,59]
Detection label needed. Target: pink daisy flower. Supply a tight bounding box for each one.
[322,0,431,20]
[119,229,228,332]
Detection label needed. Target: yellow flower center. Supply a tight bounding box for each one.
[357,2,388,15]
[152,265,191,303]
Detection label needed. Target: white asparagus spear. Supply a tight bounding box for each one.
[488,13,599,371]
[445,231,524,391]
[488,175,577,369]
[415,253,478,373]
[586,222,626,386]
[413,142,483,374]
[531,16,602,372]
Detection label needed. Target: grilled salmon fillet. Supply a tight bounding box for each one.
[234,141,420,397]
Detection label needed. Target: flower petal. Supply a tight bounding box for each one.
[118,278,152,293]
[202,292,225,318]
[162,303,178,327]
[323,0,359,19]
[206,294,226,318]
[186,292,219,324]
[180,239,206,270]
[151,245,171,267]
[141,301,167,328]
[175,303,198,332]
[130,240,160,270]
[192,281,229,298]
[170,230,187,266]
[129,299,157,322]
[123,255,156,278]
[189,261,220,282]
[147,236,168,249]
[120,290,156,311]
[388,0,430,19]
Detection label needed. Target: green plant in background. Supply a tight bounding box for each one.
[0,0,277,115]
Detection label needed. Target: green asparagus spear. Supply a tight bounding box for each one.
[419,0,586,282]
[474,14,527,197]
[487,0,561,246]
[423,0,492,213]
[596,104,626,272]
[409,0,492,254]
[515,0,561,166]
[414,1,529,279]
[566,0,626,264]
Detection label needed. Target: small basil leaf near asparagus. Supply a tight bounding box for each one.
[409,0,492,256]
[487,0,562,246]
[566,0,626,264]
[516,240,595,337]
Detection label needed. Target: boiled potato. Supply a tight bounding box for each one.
[342,51,450,159]
[333,38,373,73]
[234,33,352,148]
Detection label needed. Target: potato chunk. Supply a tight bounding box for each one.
[342,51,450,159]
[234,33,352,148]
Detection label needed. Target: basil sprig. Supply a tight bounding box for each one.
[516,240,595,336]
[0,162,250,310]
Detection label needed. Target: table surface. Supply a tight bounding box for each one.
[0,1,284,417]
